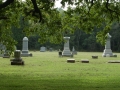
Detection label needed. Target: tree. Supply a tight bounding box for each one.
[0,0,120,54]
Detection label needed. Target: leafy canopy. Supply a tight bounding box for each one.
[0,0,120,54]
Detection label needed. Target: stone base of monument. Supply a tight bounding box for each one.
[72,51,77,55]
[21,53,32,57]
[81,59,89,63]
[108,60,120,63]
[102,49,113,57]
[3,54,10,58]
[10,59,24,65]
[92,56,98,59]
[62,53,73,57]
[67,59,75,63]
[62,54,73,56]
[62,50,73,57]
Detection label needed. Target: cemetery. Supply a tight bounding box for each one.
[0,28,120,90]
[0,0,120,90]
[0,51,120,90]
[0,32,120,90]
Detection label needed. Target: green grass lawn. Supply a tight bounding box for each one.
[0,51,120,90]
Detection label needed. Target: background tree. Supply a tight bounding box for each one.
[0,0,120,54]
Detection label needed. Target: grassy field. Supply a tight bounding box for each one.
[0,51,120,90]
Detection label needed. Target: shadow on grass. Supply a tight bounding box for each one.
[0,74,120,90]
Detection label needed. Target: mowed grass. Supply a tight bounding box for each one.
[0,51,120,90]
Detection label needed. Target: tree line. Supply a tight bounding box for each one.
[0,0,120,54]
[12,16,120,52]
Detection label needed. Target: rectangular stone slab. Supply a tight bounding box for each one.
[67,59,75,63]
[92,56,98,59]
[11,61,24,65]
[108,60,120,63]
[81,59,89,63]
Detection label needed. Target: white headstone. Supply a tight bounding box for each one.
[22,37,28,54]
[40,46,46,52]
[21,37,32,57]
[102,33,113,57]
[62,37,72,56]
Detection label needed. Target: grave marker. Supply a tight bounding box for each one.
[21,37,32,57]
[62,37,72,57]
[40,46,46,52]
[102,33,113,57]
[72,46,77,55]
[10,50,24,65]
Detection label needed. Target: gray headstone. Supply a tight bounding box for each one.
[102,33,113,57]
[22,37,28,54]
[72,46,77,55]
[14,50,21,59]
[62,37,72,56]
[10,50,24,65]
[21,37,32,57]
[40,46,46,52]
[3,50,10,58]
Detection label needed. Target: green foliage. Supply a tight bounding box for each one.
[0,0,120,53]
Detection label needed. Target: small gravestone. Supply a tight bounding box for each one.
[72,46,77,55]
[21,37,32,57]
[62,37,72,57]
[108,60,120,63]
[102,33,114,57]
[10,50,24,65]
[40,46,46,52]
[67,59,75,63]
[3,51,10,58]
[81,59,89,63]
[92,56,98,59]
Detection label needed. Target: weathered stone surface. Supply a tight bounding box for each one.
[10,50,24,65]
[81,59,89,63]
[11,61,24,65]
[92,56,98,59]
[21,37,32,57]
[102,33,113,57]
[22,37,28,53]
[40,46,46,52]
[108,60,120,63]
[62,37,72,57]
[67,59,75,63]
[14,50,21,59]
[3,53,10,58]
[72,46,77,55]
